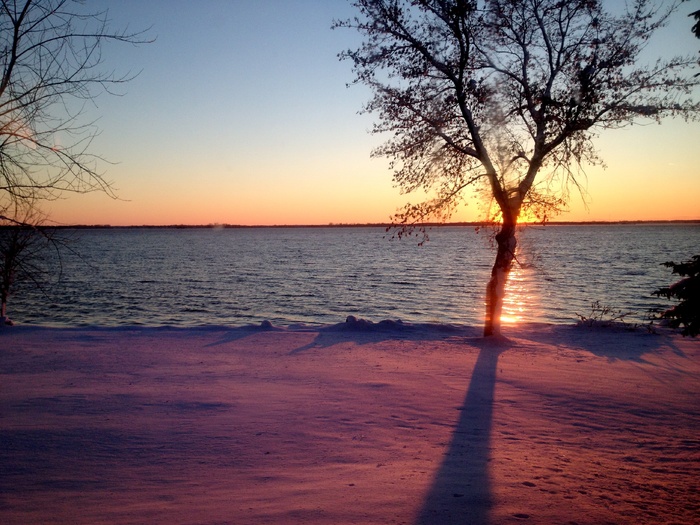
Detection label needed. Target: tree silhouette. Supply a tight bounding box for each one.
[0,1,148,323]
[0,202,58,325]
[654,255,700,337]
[690,9,700,39]
[337,0,699,335]
[0,0,149,216]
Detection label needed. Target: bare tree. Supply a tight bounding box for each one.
[0,0,149,214]
[336,0,699,336]
[0,1,148,324]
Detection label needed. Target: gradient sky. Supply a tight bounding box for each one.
[44,0,700,226]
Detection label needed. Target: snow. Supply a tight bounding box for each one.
[1,321,698,524]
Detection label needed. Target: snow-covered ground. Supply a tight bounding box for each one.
[1,321,698,524]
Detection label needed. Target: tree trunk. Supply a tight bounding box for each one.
[484,222,517,337]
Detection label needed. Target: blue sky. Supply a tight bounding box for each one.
[46,0,700,225]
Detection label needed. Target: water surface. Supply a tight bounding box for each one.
[11,224,699,328]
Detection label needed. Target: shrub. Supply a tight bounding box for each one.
[653,255,700,337]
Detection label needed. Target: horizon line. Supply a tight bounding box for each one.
[37,219,700,229]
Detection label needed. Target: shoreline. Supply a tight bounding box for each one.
[0,316,663,334]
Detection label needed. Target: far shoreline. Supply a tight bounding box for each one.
[30,219,700,229]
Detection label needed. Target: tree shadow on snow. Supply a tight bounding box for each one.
[416,339,507,525]
[553,324,685,362]
[203,322,286,347]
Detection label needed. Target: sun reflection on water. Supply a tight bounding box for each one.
[502,263,537,324]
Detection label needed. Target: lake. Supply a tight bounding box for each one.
[9,223,699,328]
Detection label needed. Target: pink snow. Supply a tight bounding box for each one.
[1,321,698,524]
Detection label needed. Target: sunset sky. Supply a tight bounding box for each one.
[44,0,700,226]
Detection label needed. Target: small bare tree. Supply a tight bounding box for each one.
[337,0,699,335]
[0,202,57,325]
[0,0,149,212]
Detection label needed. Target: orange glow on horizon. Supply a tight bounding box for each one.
[43,115,699,228]
[44,189,699,227]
